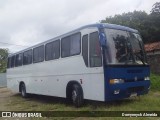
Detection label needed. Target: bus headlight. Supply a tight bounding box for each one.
[109,79,124,84]
[144,77,150,80]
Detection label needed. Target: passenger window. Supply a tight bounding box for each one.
[23,50,32,65]
[45,40,60,61]
[82,34,88,67]
[33,45,44,63]
[70,33,81,55]
[89,32,102,67]
[11,55,15,68]
[61,32,81,57]
[7,57,11,68]
[15,53,23,67]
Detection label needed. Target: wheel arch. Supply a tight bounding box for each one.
[66,80,83,99]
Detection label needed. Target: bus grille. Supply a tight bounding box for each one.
[128,86,144,93]
[125,78,144,82]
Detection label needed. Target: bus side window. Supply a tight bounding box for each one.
[7,57,11,68]
[11,55,15,68]
[23,50,32,65]
[61,36,70,57]
[89,32,102,67]
[33,45,44,63]
[82,34,88,67]
[70,33,81,55]
[45,40,60,61]
[61,32,81,58]
[15,53,23,67]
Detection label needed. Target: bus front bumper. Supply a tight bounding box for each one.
[105,80,150,101]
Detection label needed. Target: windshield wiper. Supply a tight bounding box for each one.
[134,50,145,65]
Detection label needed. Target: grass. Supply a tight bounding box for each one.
[6,91,160,111]
[150,73,160,91]
[3,91,160,120]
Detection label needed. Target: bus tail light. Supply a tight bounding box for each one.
[109,79,124,84]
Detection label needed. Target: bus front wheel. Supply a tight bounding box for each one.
[71,84,83,107]
[21,83,28,98]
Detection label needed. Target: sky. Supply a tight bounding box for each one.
[0,0,159,53]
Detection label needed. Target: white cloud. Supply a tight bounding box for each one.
[0,0,159,52]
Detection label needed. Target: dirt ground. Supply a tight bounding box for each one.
[0,87,14,111]
[0,87,30,120]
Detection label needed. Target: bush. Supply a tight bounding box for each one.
[150,73,160,91]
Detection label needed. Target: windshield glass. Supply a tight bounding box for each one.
[105,28,146,65]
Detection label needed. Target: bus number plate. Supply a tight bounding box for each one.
[130,93,137,97]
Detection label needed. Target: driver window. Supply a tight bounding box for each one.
[89,31,102,67]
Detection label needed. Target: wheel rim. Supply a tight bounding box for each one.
[72,90,77,102]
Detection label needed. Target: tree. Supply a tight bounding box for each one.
[151,2,160,15]
[149,2,160,43]
[100,2,160,43]
[101,11,150,43]
[0,48,8,73]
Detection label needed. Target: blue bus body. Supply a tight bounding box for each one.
[104,65,150,101]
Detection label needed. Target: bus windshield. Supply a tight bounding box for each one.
[105,28,147,65]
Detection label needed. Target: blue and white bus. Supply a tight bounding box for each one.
[7,23,150,107]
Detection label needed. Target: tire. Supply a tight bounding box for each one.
[71,84,84,107]
[21,83,28,98]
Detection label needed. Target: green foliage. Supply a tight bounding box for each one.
[101,2,160,43]
[0,48,8,73]
[149,2,160,42]
[150,73,160,91]
[151,2,160,15]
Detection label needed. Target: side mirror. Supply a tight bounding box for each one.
[99,32,107,47]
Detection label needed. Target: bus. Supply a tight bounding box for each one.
[7,23,150,107]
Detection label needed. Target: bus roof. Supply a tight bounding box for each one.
[9,23,138,56]
[77,23,138,33]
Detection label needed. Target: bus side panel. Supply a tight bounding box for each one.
[7,67,32,93]
[7,77,19,92]
[7,56,105,101]
[82,72,104,101]
[7,27,105,101]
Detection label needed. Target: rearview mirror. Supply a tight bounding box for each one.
[99,32,107,47]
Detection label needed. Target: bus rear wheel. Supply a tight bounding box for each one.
[21,83,28,98]
[71,84,83,107]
